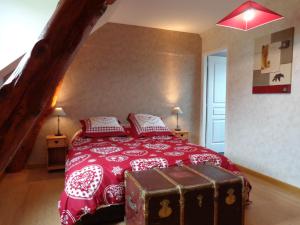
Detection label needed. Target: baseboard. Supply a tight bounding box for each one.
[26,164,47,169]
[237,164,300,196]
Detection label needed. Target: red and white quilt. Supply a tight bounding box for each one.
[59,132,251,225]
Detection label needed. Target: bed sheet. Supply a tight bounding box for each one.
[59,133,250,225]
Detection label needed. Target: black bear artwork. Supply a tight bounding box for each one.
[272,73,284,82]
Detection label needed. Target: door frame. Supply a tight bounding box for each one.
[200,48,228,147]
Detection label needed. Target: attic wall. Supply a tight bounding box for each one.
[28,23,202,166]
[201,0,300,187]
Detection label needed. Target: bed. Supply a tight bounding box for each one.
[59,115,251,225]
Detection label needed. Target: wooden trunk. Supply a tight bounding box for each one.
[125,166,214,225]
[125,165,244,225]
[186,164,245,225]
[157,166,215,225]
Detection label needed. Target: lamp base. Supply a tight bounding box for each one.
[174,128,181,131]
[55,133,63,136]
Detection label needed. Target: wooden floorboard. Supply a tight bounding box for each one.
[0,168,299,225]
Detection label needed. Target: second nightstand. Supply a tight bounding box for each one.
[172,130,189,141]
[46,135,68,171]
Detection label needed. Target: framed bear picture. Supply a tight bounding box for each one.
[253,27,294,94]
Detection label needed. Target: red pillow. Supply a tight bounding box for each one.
[80,116,126,137]
[128,113,172,137]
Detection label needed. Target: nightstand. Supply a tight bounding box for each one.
[46,135,68,171]
[172,130,189,141]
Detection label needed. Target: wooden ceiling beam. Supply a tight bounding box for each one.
[0,0,114,173]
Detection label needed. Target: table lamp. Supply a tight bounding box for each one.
[172,106,183,131]
[53,107,66,136]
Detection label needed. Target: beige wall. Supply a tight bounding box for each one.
[28,23,202,166]
[201,0,300,187]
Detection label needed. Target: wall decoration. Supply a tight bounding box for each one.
[253,27,294,94]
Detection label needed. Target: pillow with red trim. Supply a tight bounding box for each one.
[80,116,126,137]
[128,113,172,137]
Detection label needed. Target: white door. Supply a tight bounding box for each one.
[206,56,227,153]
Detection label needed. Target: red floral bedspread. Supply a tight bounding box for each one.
[59,134,250,225]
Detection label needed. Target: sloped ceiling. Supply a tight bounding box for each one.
[1,0,266,71]
[0,0,59,70]
[94,0,246,34]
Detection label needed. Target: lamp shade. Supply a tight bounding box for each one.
[217,1,284,31]
[172,106,183,114]
[53,107,66,116]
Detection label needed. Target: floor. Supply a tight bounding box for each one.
[0,168,300,225]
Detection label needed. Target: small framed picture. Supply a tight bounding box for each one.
[253,27,294,94]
